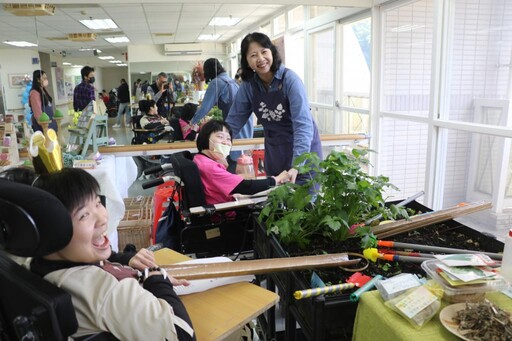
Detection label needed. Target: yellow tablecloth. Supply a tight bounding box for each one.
[352,290,512,341]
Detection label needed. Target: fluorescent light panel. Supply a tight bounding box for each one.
[62,62,72,66]
[117,63,127,66]
[3,41,37,47]
[80,19,118,30]
[109,60,122,63]
[98,56,114,60]
[198,34,220,41]
[78,48,102,52]
[209,17,240,26]
[104,36,130,43]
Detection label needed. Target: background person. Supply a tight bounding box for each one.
[113,78,131,128]
[147,72,174,118]
[189,58,253,167]
[194,120,289,205]
[139,99,173,142]
[29,70,58,133]
[226,32,322,184]
[73,66,95,112]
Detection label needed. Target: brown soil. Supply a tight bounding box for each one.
[286,223,498,288]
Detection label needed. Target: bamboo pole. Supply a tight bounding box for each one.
[371,201,492,239]
[161,253,360,280]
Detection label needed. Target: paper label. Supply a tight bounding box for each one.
[380,274,420,295]
[395,286,437,319]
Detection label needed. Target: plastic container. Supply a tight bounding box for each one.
[252,149,265,176]
[501,229,512,282]
[421,259,508,303]
[236,153,255,179]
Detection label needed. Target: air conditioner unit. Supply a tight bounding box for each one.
[163,44,202,56]
[3,3,55,16]
[68,33,97,42]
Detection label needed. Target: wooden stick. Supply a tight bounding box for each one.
[161,253,360,280]
[372,201,491,239]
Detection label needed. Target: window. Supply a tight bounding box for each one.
[288,6,304,29]
[273,14,286,35]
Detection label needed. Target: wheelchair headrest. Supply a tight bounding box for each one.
[0,179,73,257]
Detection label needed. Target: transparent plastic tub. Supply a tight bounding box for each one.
[421,259,508,303]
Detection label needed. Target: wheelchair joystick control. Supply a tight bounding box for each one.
[236,153,255,179]
[13,315,40,340]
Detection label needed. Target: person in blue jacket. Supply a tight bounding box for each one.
[226,32,322,184]
[188,58,253,165]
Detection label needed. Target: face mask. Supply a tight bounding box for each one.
[89,77,95,84]
[210,140,231,159]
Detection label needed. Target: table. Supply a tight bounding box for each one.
[98,134,369,157]
[86,155,137,251]
[155,249,279,341]
[352,289,512,341]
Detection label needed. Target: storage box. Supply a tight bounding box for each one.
[118,196,153,251]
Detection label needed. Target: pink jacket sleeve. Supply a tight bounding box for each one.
[29,90,43,120]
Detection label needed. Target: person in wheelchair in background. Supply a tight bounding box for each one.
[0,168,195,340]
[194,119,290,205]
[134,99,173,144]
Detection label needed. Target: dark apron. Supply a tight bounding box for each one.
[31,92,58,133]
[250,69,322,183]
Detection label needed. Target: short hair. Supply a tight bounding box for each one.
[138,99,156,114]
[203,58,225,83]
[180,103,198,122]
[157,72,168,79]
[196,120,232,152]
[33,168,100,214]
[80,66,95,80]
[240,32,281,81]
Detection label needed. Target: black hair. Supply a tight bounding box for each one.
[157,72,168,79]
[196,119,232,152]
[203,58,225,83]
[240,32,282,81]
[138,99,156,114]
[180,103,198,122]
[80,66,95,80]
[0,167,36,185]
[33,168,100,214]
[30,70,52,107]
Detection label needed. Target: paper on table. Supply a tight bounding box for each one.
[171,257,255,296]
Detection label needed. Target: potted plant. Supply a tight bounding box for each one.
[254,149,504,340]
[259,148,409,251]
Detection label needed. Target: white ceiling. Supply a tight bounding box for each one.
[0,1,371,67]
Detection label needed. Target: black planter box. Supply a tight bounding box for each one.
[253,201,504,341]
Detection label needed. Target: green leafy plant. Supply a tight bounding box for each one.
[207,106,223,121]
[259,149,409,249]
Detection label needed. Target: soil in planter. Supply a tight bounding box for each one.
[286,223,495,293]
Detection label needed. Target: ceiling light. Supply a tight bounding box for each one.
[198,34,220,41]
[105,36,129,43]
[63,62,72,66]
[3,4,55,16]
[72,65,83,68]
[3,41,37,47]
[79,19,118,30]
[78,48,102,53]
[98,56,114,60]
[117,63,127,66]
[209,17,240,26]
[109,60,122,63]
[139,72,147,74]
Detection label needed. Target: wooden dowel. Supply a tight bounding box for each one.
[161,253,360,280]
[372,201,491,239]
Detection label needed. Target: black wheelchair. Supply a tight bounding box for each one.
[0,180,115,340]
[143,151,258,258]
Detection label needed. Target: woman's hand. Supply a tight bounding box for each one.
[128,248,157,270]
[288,168,299,184]
[273,170,291,184]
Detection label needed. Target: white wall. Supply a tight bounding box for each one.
[101,67,128,94]
[0,49,41,111]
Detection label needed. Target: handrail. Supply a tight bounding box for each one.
[98,133,370,157]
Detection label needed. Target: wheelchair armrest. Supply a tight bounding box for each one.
[189,197,267,215]
[132,127,161,132]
